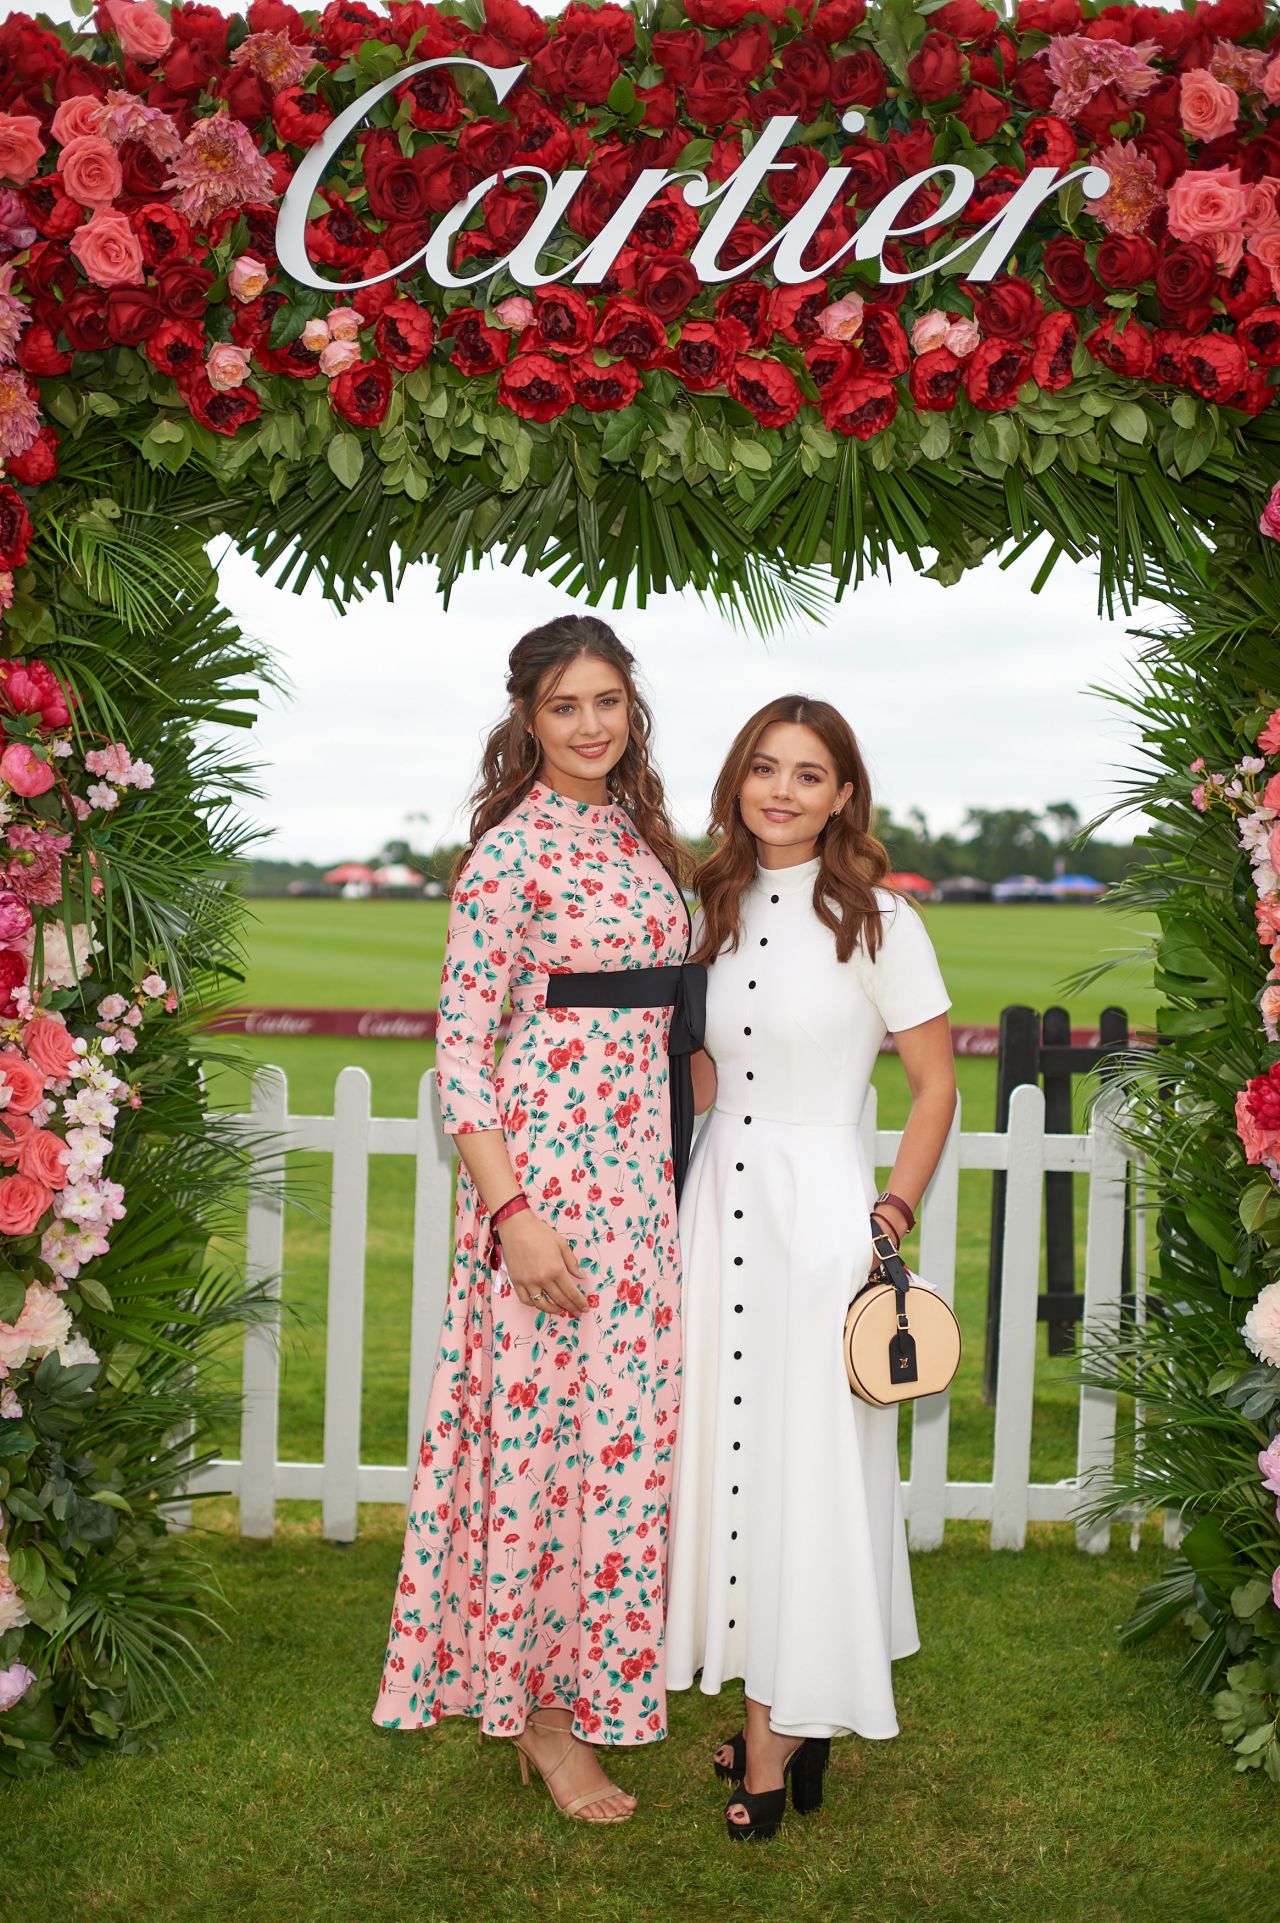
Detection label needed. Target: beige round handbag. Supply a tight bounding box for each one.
[844,1226,962,1408]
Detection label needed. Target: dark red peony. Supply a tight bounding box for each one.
[908,348,966,412]
[597,297,667,366]
[0,486,33,571]
[965,338,1034,410]
[181,371,262,438]
[499,351,576,421]
[330,358,394,428]
[727,354,803,428]
[1086,316,1154,380]
[568,353,640,412]
[375,299,435,372]
[820,374,899,439]
[662,321,742,392]
[1031,311,1078,391]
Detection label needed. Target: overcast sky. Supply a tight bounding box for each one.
[32,0,1160,862]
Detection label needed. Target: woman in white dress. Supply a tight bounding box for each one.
[666,695,957,1841]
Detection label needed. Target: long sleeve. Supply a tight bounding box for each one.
[434,824,533,1135]
[867,890,952,1034]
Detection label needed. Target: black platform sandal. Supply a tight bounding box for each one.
[712,1729,746,1782]
[724,1737,831,1842]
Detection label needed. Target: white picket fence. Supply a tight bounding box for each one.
[179,1066,1145,1554]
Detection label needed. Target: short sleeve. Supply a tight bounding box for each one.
[867,891,952,1034]
[434,825,532,1134]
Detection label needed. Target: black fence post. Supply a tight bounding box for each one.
[984,1004,1039,1406]
[1097,1005,1133,1317]
[1040,1005,1075,1356]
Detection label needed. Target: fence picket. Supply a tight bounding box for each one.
[906,1094,963,1551]
[321,1066,371,1541]
[238,1065,289,1539]
[407,1071,456,1476]
[1074,1087,1129,1553]
[990,1083,1046,1550]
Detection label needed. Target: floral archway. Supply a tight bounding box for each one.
[0,0,1278,1784]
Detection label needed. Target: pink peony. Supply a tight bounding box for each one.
[1242,1279,1280,1369]
[911,309,952,353]
[0,1662,35,1711]
[50,96,106,146]
[1261,483,1280,544]
[818,293,866,342]
[0,368,40,463]
[1096,139,1165,237]
[68,209,144,289]
[105,0,173,65]
[0,1548,29,1632]
[1045,34,1161,120]
[228,253,269,302]
[1210,40,1269,96]
[1180,69,1239,143]
[1274,1565,1280,1609]
[0,115,44,186]
[96,90,181,162]
[206,343,251,392]
[0,1279,70,1367]
[59,134,122,208]
[1260,1434,1280,1497]
[0,189,36,255]
[0,891,32,943]
[166,112,277,228]
[229,28,317,92]
[0,742,55,799]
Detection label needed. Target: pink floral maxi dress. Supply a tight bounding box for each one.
[373,781,689,1746]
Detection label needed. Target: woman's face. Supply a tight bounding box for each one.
[738,721,854,862]
[526,653,631,800]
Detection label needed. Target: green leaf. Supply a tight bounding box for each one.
[1231,1578,1272,1620]
[1109,402,1148,445]
[732,437,772,474]
[606,75,636,114]
[75,1273,113,1313]
[326,432,366,490]
[0,1272,25,1324]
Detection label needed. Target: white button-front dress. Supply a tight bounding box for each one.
[665,860,952,1740]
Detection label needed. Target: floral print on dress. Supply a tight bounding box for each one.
[373,781,690,1745]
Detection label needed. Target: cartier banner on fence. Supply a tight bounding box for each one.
[276,56,1110,295]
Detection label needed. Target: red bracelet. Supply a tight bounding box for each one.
[488,1192,530,1271]
[874,1189,916,1235]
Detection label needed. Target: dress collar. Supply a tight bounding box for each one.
[754,854,821,895]
[527,779,620,828]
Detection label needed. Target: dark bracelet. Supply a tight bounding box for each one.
[874,1189,916,1235]
[869,1210,901,1250]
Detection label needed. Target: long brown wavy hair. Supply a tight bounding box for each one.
[690,695,898,967]
[450,613,688,890]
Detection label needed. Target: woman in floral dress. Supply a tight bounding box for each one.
[373,614,702,1824]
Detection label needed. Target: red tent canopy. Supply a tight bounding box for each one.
[886,871,932,894]
[324,862,376,884]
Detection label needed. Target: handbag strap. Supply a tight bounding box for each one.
[871,1225,911,1294]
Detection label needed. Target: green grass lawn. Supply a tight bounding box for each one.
[4,1509,1265,1923]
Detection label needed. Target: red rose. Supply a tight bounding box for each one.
[481,0,546,55]
[907,31,965,103]
[1031,310,1077,391]
[859,306,910,376]
[804,338,857,390]
[1085,315,1153,379]
[908,347,966,412]
[441,308,510,377]
[365,132,432,224]
[778,37,833,113]
[636,255,700,323]
[637,81,680,128]
[662,320,739,392]
[17,323,73,377]
[1155,244,1216,323]
[683,61,747,127]
[965,338,1034,410]
[532,287,595,354]
[1236,367,1273,415]
[830,50,888,109]
[1241,136,1280,186]
[0,487,33,571]
[499,350,574,422]
[154,261,212,323]
[886,123,937,177]
[1016,0,1081,27]
[957,87,1008,144]
[247,0,310,33]
[1240,306,1280,368]
[131,202,192,270]
[561,1,635,56]
[374,299,434,372]
[1094,235,1157,291]
[715,282,772,350]
[105,286,162,345]
[974,277,1042,340]
[597,297,666,366]
[726,355,802,429]
[810,0,868,41]
[61,292,110,355]
[172,0,229,55]
[145,318,205,378]
[717,24,774,83]
[841,137,895,206]
[651,33,702,85]
[6,427,58,489]
[330,357,393,427]
[457,118,518,176]
[1043,237,1099,309]
[769,145,829,222]
[274,87,334,150]
[821,374,898,439]
[718,217,776,272]
[1013,58,1057,111]
[568,353,640,412]
[558,28,622,106]
[118,140,169,199]
[1204,0,1264,39]
[1183,333,1247,404]
[1021,116,1078,171]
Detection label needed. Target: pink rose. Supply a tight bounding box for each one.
[59,134,122,208]
[818,293,866,342]
[1261,707,1280,754]
[327,306,363,342]
[105,0,173,65]
[17,1127,70,1191]
[22,1013,76,1081]
[945,318,982,357]
[301,318,329,353]
[206,342,250,392]
[1167,167,1248,254]
[1179,69,1239,143]
[50,97,106,147]
[69,209,144,289]
[1262,982,1280,1043]
[1261,482,1280,543]
[1244,179,1280,239]
[228,253,268,302]
[1265,773,1280,808]
[1249,231,1280,293]
[320,339,361,376]
[0,742,55,799]
[0,892,32,944]
[0,1173,54,1236]
[911,309,952,353]
[0,115,44,186]
[0,1113,33,1169]
[0,1053,45,1114]
[493,296,534,330]
[0,1662,35,1712]
[1264,54,1280,108]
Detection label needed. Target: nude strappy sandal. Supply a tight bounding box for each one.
[511,1713,635,1823]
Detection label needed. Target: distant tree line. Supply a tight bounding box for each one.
[239,802,1141,896]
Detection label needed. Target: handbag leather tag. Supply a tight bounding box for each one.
[888,1324,918,1383]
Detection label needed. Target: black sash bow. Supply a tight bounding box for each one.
[543,962,708,1203]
